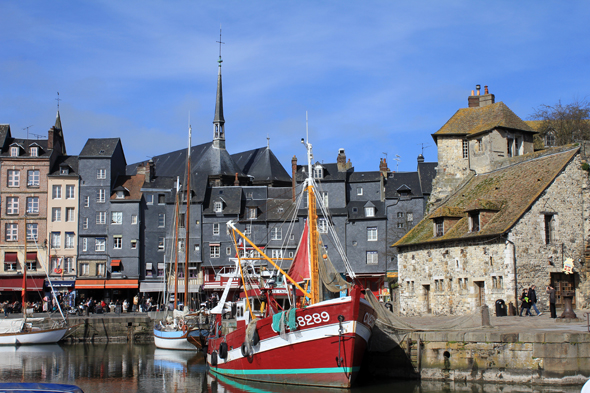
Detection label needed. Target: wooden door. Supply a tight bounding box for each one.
[551,273,576,308]
[475,281,485,307]
[423,285,431,314]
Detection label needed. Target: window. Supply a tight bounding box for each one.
[365,207,375,217]
[80,263,89,276]
[65,232,75,249]
[96,211,106,225]
[178,238,185,252]
[397,212,404,218]
[248,208,257,219]
[213,223,220,235]
[51,232,61,248]
[111,212,122,225]
[26,223,38,241]
[469,212,480,232]
[116,191,124,199]
[84,196,89,207]
[52,185,62,199]
[178,213,185,228]
[462,140,468,159]
[245,224,252,235]
[507,138,514,157]
[64,257,74,273]
[52,208,62,222]
[407,213,414,222]
[65,185,75,199]
[158,237,165,251]
[96,263,106,277]
[60,167,68,175]
[397,222,405,228]
[6,197,18,215]
[30,147,38,157]
[28,170,40,187]
[545,133,556,147]
[318,218,328,234]
[214,201,223,212]
[82,238,88,251]
[146,195,154,205]
[97,169,107,179]
[313,166,323,179]
[210,245,220,258]
[366,251,378,265]
[271,249,283,259]
[27,197,39,214]
[158,194,165,204]
[367,227,378,241]
[7,170,19,187]
[83,217,88,229]
[321,192,329,208]
[146,264,153,278]
[492,276,504,289]
[226,246,232,255]
[97,189,105,203]
[544,214,555,244]
[435,218,444,237]
[158,213,165,227]
[66,207,75,222]
[357,187,363,196]
[271,227,282,240]
[10,146,19,157]
[435,279,444,292]
[113,236,122,249]
[131,215,138,225]
[131,240,137,249]
[95,238,106,252]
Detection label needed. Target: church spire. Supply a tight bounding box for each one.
[213,27,225,149]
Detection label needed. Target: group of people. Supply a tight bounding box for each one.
[82,298,130,314]
[520,284,557,318]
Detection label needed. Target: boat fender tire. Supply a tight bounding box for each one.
[252,330,260,346]
[219,342,228,359]
[211,351,218,366]
[240,342,249,357]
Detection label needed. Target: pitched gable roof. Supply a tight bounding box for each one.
[231,147,291,184]
[433,102,536,139]
[395,146,579,247]
[79,138,121,157]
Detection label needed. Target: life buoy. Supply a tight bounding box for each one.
[219,342,228,359]
[54,268,62,274]
[182,324,188,334]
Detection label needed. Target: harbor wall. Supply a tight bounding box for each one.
[365,325,590,385]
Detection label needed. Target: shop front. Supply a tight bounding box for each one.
[0,276,45,302]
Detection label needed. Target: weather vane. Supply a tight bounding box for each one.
[217,25,225,64]
[56,92,61,111]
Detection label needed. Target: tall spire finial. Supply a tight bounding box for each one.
[216,25,224,66]
[267,134,270,148]
[56,92,61,111]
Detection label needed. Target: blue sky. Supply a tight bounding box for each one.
[1,2,590,173]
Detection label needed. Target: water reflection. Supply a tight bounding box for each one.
[0,343,584,393]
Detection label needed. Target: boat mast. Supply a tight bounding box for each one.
[303,113,320,305]
[173,177,180,310]
[22,216,28,318]
[184,126,192,309]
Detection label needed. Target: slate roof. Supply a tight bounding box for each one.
[295,163,350,182]
[193,143,246,178]
[433,102,536,139]
[2,138,50,157]
[394,146,579,247]
[417,162,437,195]
[0,125,11,149]
[111,174,145,201]
[347,200,386,220]
[79,138,121,158]
[231,147,291,184]
[385,172,423,199]
[266,198,297,221]
[48,155,79,176]
[203,187,242,215]
[349,171,382,183]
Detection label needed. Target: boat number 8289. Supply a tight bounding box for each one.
[297,311,330,327]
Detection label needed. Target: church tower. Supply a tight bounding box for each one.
[213,41,225,149]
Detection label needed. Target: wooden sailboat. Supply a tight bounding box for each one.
[153,126,204,351]
[0,218,68,345]
[206,132,376,388]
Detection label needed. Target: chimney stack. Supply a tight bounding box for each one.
[291,155,297,201]
[337,148,347,172]
[379,158,389,175]
[468,85,495,108]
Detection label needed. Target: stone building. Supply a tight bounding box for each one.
[395,87,590,316]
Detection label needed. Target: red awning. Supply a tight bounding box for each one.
[4,253,18,263]
[75,280,105,289]
[104,279,138,289]
[26,253,37,262]
[0,277,44,291]
[110,260,121,267]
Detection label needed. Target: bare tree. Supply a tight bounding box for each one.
[530,99,590,146]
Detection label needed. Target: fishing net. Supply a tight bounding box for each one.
[317,242,351,294]
[244,318,259,355]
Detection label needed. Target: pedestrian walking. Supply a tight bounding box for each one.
[519,288,532,316]
[133,294,139,312]
[123,299,129,313]
[546,285,557,318]
[529,285,542,316]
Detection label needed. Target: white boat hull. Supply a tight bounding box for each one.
[153,328,201,351]
[0,328,68,345]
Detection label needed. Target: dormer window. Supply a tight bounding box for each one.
[365,207,375,217]
[313,165,323,179]
[469,212,480,232]
[30,147,38,157]
[60,167,69,175]
[544,132,556,147]
[214,201,223,213]
[248,207,257,220]
[116,191,125,199]
[434,218,444,237]
[10,146,19,157]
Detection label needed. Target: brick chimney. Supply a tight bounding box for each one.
[291,155,297,201]
[137,159,155,182]
[234,173,239,186]
[337,148,347,172]
[47,128,54,150]
[379,158,389,176]
[468,85,495,108]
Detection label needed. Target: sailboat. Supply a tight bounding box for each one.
[153,126,205,351]
[0,219,68,345]
[205,132,376,388]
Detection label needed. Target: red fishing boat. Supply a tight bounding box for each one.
[206,130,376,388]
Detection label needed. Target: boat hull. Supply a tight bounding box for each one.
[0,328,67,345]
[207,292,375,388]
[153,328,202,351]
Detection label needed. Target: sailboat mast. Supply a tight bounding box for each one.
[22,216,27,315]
[184,126,192,309]
[304,113,320,305]
[173,178,180,310]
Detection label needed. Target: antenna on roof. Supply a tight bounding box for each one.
[217,24,225,65]
[382,152,387,160]
[418,143,430,155]
[393,154,401,172]
[56,92,61,111]
[29,133,43,140]
[23,125,33,140]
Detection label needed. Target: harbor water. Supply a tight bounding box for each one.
[0,343,585,393]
